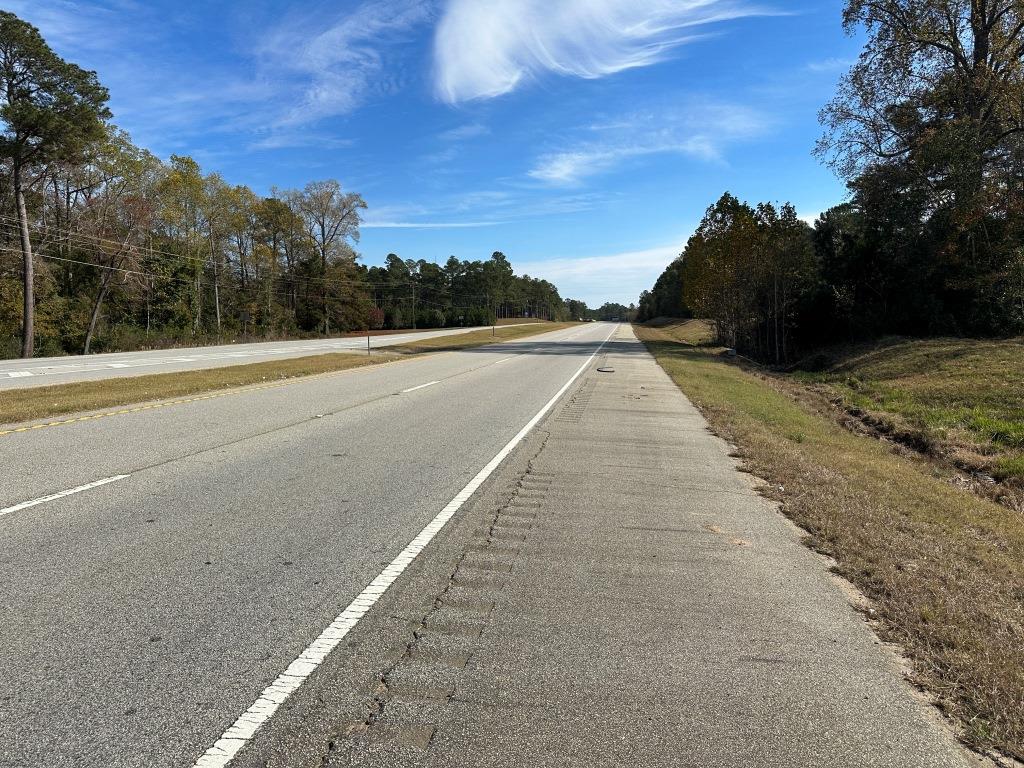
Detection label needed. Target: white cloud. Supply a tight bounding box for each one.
[516,243,682,305]
[259,0,434,126]
[247,133,356,151]
[362,220,504,229]
[438,123,490,141]
[805,57,854,73]
[433,0,773,103]
[528,101,768,185]
[529,138,716,185]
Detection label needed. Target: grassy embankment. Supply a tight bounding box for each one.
[0,322,575,426]
[635,319,1024,762]
[792,337,1024,487]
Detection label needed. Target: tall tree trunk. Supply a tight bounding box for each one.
[321,249,329,335]
[773,275,780,365]
[84,275,111,354]
[14,163,34,358]
[211,236,221,337]
[214,260,222,338]
[193,264,202,336]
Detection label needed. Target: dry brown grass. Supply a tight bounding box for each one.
[636,322,1024,762]
[0,353,393,426]
[639,318,716,345]
[387,322,577,353]
[1,323,578,426]
[496,317,553,326]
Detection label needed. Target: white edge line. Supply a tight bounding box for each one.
[190,324,618,768]
[400,380,441,394]
[0,475,130,518]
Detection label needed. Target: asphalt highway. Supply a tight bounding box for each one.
[0,322,981,767]
[0,325,511,390]
[0,322,612,767]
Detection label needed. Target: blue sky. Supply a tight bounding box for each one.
[12,0,860,307]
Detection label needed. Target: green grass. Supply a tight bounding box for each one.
[793,337,1024,480]
[635,322,1024,762]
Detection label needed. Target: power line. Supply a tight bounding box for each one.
[0,215,420,290]
[0,245,501,310]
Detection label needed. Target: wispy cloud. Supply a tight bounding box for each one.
[529,101,769,185]
[805,57,854,73]
[438,122,490,141]
[433,0,774,103]
[529,139,715,185]
[2,0,141,52]
[247,133,356,151]
[260,0,434,127]
[517,242,683,304]
[362,220,504,229]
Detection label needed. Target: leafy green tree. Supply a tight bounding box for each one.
[0,10,110,356]
[564,298,590,320]
[294,180,366,334]
[159,155,206,334]
[819,0,1024,333]
[79,128,162,353]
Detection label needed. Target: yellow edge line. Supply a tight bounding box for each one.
[0,357,404,439]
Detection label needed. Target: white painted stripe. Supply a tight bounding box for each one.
[0,475,130,519]
[493,358,512,365]
[107,363,130,368]
[5,371,32,378]
[190,325,617,768]
[400,380,440,394]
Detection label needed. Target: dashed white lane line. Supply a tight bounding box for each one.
[190,325,618,768]
[0,475,130,519]
[493,357,512,365]
[400,380,441,394]
[5,371,32,378]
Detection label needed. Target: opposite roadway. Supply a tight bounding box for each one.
[0,323,981,767]
[0,325,505,390]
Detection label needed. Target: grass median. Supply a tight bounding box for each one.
[387,321,575,354]
[1,322,577,427]
[635,321,1024,762]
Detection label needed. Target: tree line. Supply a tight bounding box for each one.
[639,0,1024,363]
[0,11,576,358]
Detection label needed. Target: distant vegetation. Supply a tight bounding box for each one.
[0,11,577,359]
[639,0,1024,364]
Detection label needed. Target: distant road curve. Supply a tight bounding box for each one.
[0,326,514,390]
